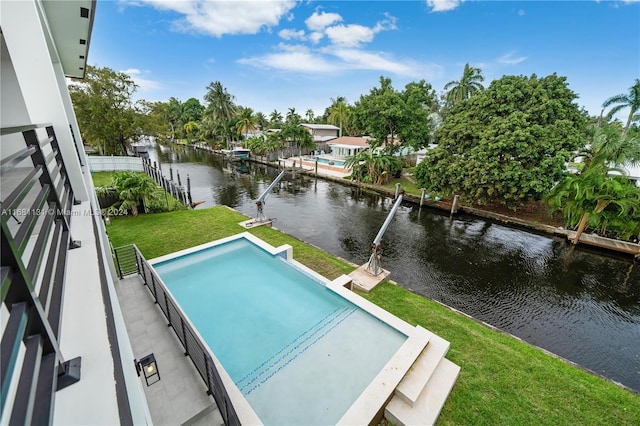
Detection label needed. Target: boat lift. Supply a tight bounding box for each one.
[366,193,404,276]
[244,170,286,227]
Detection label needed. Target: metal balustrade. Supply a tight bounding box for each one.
[1,124,81,424]
[113,244,240,425]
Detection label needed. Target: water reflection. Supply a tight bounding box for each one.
[147,143,640,392]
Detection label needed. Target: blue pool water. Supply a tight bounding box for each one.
[152,237,407,425]
[315,156,345,166]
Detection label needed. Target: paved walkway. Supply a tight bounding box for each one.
[115,275,224,426]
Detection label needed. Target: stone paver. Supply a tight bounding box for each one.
[115,275,224,426]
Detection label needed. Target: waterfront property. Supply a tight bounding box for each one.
[0,3,459,424]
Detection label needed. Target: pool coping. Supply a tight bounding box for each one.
[148,232,422,425]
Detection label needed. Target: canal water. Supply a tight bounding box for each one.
[149,143,640,392]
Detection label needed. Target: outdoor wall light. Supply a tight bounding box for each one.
[136,353,160,386]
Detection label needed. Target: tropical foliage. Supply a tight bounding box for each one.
[547,125,640,241]
[96,171,164,216]
[353,76,438,153]
[69,65,140,155]
[415,73,588,209]
[345,149,403,185]
[444,62,485,106]
[203,81,237,148]
[602,78,640,137]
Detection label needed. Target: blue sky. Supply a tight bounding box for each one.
[89,1,640,121]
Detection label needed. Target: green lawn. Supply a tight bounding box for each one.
[91,171,117,187]
[106,206,639,425]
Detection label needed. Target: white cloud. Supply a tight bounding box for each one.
[325,24,377,47]
[325,15,396,47]
[305,10,343,31]
[327,48,423,78]
[308,31,324,44]
[120,68,162,91]
[137,0,297,36]
[238,43,337,73]
[426,0,464,12]
[497,51,527,65]
[279,28,306,41]
[518,9,525,16]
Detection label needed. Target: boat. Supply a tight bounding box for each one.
[221,147,251,160]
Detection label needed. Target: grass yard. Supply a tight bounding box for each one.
[106,206,640,425]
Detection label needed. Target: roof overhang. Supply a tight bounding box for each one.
[41,0,96,79]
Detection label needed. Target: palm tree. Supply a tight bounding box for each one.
[286,107,301,125]
[305,109,315,122]
[444,63,485,106]
[269,110,283,128]
[99,171,162,216]
[602,79,640,137]
[328,100,350,137]
[236,107,258,140]
[204,81,237,148]
[255,112,268,131]
[547,163,640,243]
[281,123,313,157]
[344,149,402,185]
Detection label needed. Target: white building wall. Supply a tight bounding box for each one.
[0,0,88,200]
[1,1,153,423]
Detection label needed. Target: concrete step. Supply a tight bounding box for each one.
[395,333,450,407]
[385,358,460,426]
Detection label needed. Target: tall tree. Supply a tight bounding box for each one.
[305,109,315,123]
[269,110,283,128]
[69,65,139,155]
[354,76,403,149]
[181,97,205,125]
[416,73,588,208]
[444,63,485,106]
[235,107,258,140]
[255,112,269,130]
[167,97,183,141]
[398,80,438,152]
[328,99,350,137]
[602,79,640,137]
[136,100,170,139]
[286,107,301,125]
[204,81,237,148]
[280,123,313,157]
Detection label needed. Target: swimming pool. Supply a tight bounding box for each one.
[150,233,408,425]
[315,156,345,167]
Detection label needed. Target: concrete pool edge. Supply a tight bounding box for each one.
[148,232,453,425]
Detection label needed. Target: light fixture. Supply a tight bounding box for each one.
[104,215,111,225]
[136,354,160,386]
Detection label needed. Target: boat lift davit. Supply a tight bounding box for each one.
[366,193,404,276]
[243,170,286,227]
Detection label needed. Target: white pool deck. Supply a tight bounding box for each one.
[114,233,459,425]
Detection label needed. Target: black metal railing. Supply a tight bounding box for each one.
[114,244,240,425]
[1,124,80,423]
[142,158,192,206]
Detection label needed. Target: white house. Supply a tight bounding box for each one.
[1,1,152,423]
[327,136,371,158]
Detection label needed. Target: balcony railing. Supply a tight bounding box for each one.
[1,124,81,424]
[113,244,240,426]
